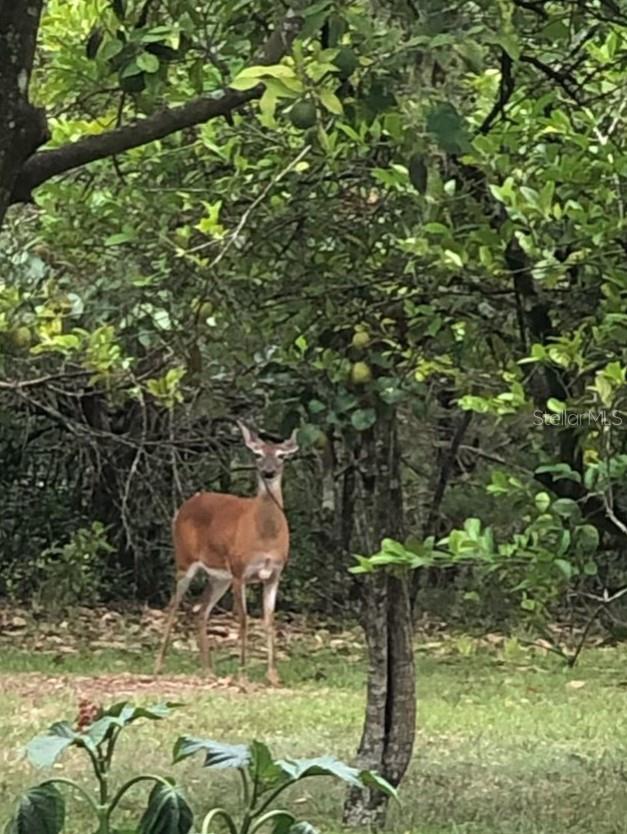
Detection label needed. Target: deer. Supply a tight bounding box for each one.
[154,420,298,685]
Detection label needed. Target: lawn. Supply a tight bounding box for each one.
[2,612,627,834]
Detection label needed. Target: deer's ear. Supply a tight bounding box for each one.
[237,421,263,452]
[280,429,299,457]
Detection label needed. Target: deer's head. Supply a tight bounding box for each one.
[237,421,299,483]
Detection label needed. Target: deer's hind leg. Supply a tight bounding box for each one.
[155,562,203,675]
[197,571,232,675]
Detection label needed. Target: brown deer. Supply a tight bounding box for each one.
[154,421,298,685]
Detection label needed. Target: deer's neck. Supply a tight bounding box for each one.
[256,476,284,509]
[254,477,285,541]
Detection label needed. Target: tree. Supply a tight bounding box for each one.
[4,1,627,830]
[0,0,305,228]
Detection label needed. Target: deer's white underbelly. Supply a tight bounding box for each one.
[244,553,283,582]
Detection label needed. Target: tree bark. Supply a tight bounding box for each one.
[0,1,48,226]
[343,413,416,828]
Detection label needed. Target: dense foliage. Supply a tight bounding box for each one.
[2,0,627,623]
[4,0,627,823]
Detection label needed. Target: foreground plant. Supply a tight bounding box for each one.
[172,736,397,834]
[6,699,191,834]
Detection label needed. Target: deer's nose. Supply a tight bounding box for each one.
[262,469,277,479]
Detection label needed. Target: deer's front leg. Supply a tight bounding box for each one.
[263,576,281,686]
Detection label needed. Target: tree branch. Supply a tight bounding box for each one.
[11,88,258,202]
[9,2,305,204]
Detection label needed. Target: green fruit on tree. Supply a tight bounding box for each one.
[352,330,370,350]
[196,301,214,320]
[9,326,32,350]
[333,46,359,80]
[351,361,372,385]
[289,100,317,130]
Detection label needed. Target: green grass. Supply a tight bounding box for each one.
[3,637,627,833]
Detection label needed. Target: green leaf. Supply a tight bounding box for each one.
[552,498,580,520]
[270,815,298,834]
[495,31,520,60]
[287,824,318,834]
[137,52,160,73]
[138,782,193,834]
[26,722,77,768]
[576,524,600,553]
[86,702,180,745]
[301,0,333,38]
[98,37,124,62]
[277,756,363,787]
[535,463,582,484]
[104,701,177,723]
[555,558,573,579]
[351,409,376,431]
[172,737,250,768]
[237,64,297,80]
[190,58,204,94]
[318,88,343,115]
[359,770,399,800]
[259,87,279,125]
[121,60,143,79]
[426,103,471,154]
[105,231,136,246]
[250,740,287,792]
[229,76,264,90]
[5,785,65,834]
[547,398,566,413]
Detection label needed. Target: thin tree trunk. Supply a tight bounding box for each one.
[0,2,47,226]
[343,413,416,828]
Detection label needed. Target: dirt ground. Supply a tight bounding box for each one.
[0,671,273,701]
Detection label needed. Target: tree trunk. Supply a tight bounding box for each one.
[343,413,416,828]
[0,2,48,226]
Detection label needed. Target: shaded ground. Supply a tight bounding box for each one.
[0,602,316,655]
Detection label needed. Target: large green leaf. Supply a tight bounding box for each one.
[5,785,65,834]
[138,782,193,834]
[276,756,397,799]
[172,737,250,768]
[25,722,77,768]
[87,701,181,746]
[276,756,363,786]
[103,702,181,726]
[249,740,287,792]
